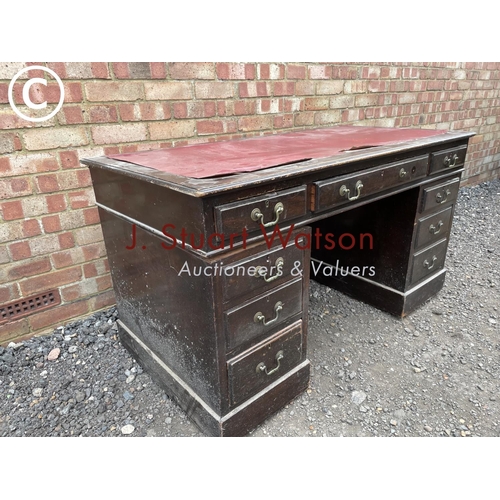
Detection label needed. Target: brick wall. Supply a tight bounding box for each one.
[1,62,499,344]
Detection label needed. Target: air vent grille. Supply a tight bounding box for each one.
[0,290,61,324]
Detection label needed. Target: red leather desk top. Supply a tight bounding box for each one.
[107,126,447,179]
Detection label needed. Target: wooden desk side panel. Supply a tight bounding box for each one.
[89,167,208,251]
[98,208,224,413]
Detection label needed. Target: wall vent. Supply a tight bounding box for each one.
[0,290,61,324]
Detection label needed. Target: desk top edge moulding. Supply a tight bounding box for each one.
[82,125,474,436]
[83,125,474,196]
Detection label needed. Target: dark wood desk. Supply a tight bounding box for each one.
[83,126,473,436]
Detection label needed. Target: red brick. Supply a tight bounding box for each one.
[234,100,256,116]
[304,98,330,111]
[0,318,30,345]
[0,133,22,154]
[60,106,85,124]
[1,200,24,220]
[20,265,82,296]
[6,257,51,281]
[287,65,306,79]
[59,150,80,169]
[64,82,83,103]
[0,177,32,200]
[103,146,120,156]
[239,82,270,98]
[0,83,8,103]
[0,157,10,174]
[258,64,285,80]
[216,63,255,80]
[58,232,75,249]
[112,62,129,78]
[89,105,118,123]
[238,116,273,132]
[51,242,105,269]
[83,258,109,278]
[89,289,116,311]
[42,214,62,233]
[96,274,112,291]
[173,101,216,119]
[273,82,295,96]
[308,65,332,79]
[91,62,110,79]
[9,241,31,261]
[82,242,107,261]
[46,194,67,213]
[68,190,94,209]
[28,301,89,332]
[274,114,294,129]
[83,207,100,225]
[36,174,60,193]
[22,219,41,238]
[76,169,92,187]
[197,120,225,135]
[150,63,167,79]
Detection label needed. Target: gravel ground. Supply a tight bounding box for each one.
[1,179,499,437]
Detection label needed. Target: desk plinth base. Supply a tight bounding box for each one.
[117,320,310,437]
[312,266,447,317]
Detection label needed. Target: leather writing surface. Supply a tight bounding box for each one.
[107,126,446,179]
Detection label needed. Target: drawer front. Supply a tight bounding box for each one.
[415,206,453,250]
[227,320,304,406]
[420,177,460,213]
[215,186,308,237]
[224,278,303,352]
[221,234,308,304]
[429,145,467,174]
[410,238,448,285]
[312,155,428,212]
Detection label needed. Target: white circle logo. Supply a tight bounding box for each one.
[8,65,65,122]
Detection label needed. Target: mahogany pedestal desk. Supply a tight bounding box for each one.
[82,126,473,437]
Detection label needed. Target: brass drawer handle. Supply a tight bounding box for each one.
[251,202,284,227]
[399,168,407,178]
[443,153,459,168]
[423,255,437,270]
[254,301,283,326]
[256,350,284,376]
[255,257,284,283]
[339,180,363,201]
[435,188,451,204]
[429,221,444,235]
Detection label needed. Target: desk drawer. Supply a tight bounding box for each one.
[221,235,307,304]
[410,238,448,285]
[429,145,467,174]
[227,320,304,406]
[420,177,460,213]
[415,206,453,250]
[224,278,303,352]
[215,186,307,237]
[312,155,428,212]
